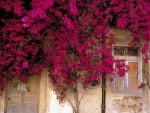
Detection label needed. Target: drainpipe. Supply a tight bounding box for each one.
[100,1,110,112]
[101,26,107,113]
[101,75,106,113]
[101,35,106,113]
[101,39,106,113]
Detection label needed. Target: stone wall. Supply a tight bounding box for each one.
[112,96,142,113]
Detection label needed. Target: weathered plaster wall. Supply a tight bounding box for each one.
[39,69,49,113]
[0,93,4,113]
[79,86,101,113]
[110,27,132,45]
[46,28,146,113]
[46,83,102,113]
[106,28,144,113]
[1,28,149,113]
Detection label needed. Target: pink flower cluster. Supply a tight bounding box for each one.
[0,0,150,100]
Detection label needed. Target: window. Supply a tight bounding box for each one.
[114,46,140,57]
[112,46,142,93]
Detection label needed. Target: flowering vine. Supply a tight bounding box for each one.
[0,1,150,110]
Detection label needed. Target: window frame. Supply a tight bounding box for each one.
[112,45,142,94]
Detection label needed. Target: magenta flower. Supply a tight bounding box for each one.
[69,0,78,15]
[64,16,74,30]
[117,15,129,29]
[22,61,29,69]
[23,23,31,28]
[21,16,32,27]
[43,0,54,9]
[21,16,30,23]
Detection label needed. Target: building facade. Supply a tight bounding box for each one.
[0,28,150,113]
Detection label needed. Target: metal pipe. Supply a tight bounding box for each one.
[101,75,106,113]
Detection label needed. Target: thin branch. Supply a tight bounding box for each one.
[21,38,33,47]
[78,88,90,106]
[66,94,77,113]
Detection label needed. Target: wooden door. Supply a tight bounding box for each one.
[6,77,39,113]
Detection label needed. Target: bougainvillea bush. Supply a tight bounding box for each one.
[0,0,150,112]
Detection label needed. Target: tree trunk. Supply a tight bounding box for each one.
[74,84,80,113]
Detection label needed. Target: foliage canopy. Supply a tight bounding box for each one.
[0,0,150,100]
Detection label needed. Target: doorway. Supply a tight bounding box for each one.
[5,76,39,113]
